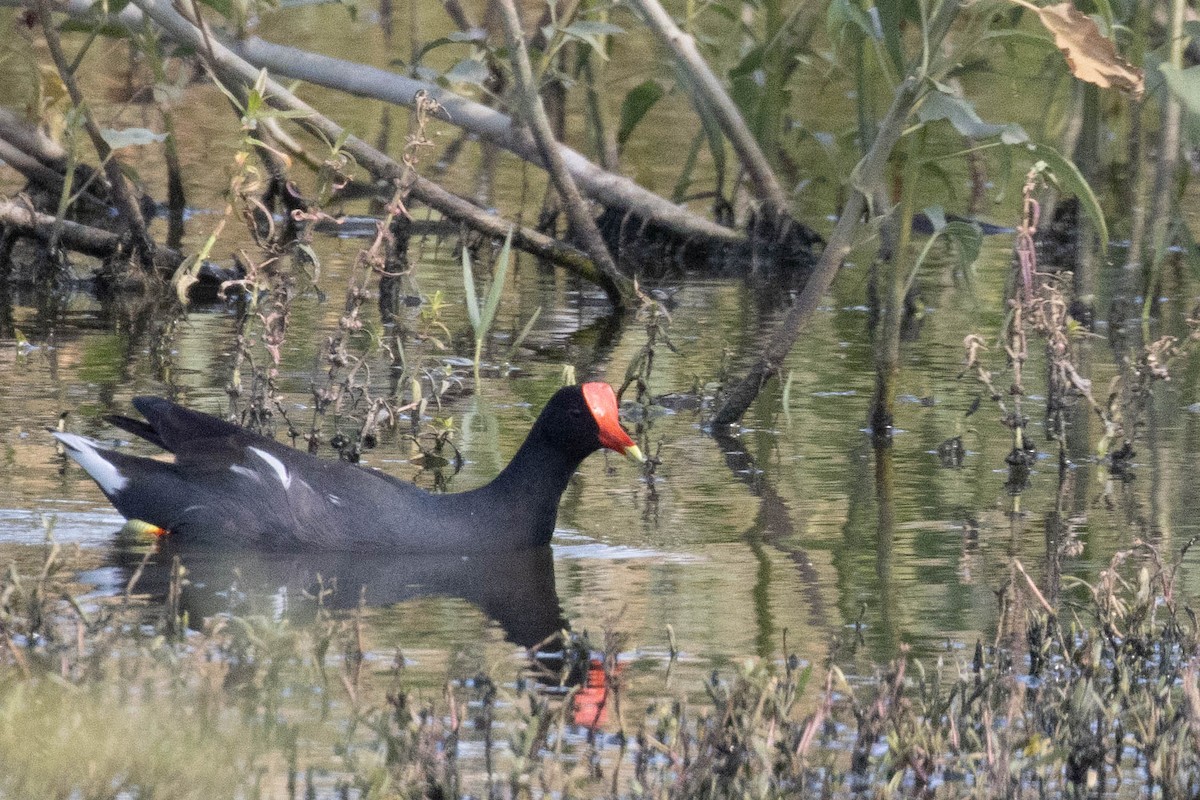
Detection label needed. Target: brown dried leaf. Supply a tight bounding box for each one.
[1017,1,1144,98]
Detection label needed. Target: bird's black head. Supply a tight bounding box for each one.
[531,383,643,464]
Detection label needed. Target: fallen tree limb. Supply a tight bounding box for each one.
[0,198,183,272]
[230,36,744,245]
[0,108,112,212]
[0,138,70,199]
[5,0,745,248]
[0,108,70,173]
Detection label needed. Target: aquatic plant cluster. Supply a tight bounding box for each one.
[0,538,1197,798]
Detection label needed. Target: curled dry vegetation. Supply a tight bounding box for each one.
[2,537,1200,798]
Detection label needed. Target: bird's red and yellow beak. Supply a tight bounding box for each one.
[582,382,646,463]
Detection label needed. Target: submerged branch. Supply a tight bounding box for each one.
[496,0,627,306]
[710,78,922,426]
[0,198,182,274]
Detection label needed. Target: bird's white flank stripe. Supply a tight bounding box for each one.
[230,464,260,482]
[248,447,291,488]
[54,432,128,495]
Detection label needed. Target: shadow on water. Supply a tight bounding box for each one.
[114,538,627,726]
[116,540,568,649]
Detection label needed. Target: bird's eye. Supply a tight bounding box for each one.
[570,408,583,418]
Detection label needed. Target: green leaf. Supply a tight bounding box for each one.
[1017,143,1109,258]
[920,161,958,199]
[696,100,726,187]
[58,19,134,38]
[478,229,514,337]
[413,36,458,65]
[826,0,877,42]
[943,221,984,271]
[1091,0,1116,28]
[906,211,983,293]
[728,44,764,80]
[296,243,321,274]
[563,21,624,37]
[727,44,766,122]
[917,91,1029,144]
[672,129,705,203]
[704,3,737,23]
[443,58,490,87]
[876,0,921,73]
[549,20,624,61]
[505,306,542,362]
[462,247,481,334]
[101,127,168,149]
[1160,64,1200,119]
[924,205,947,232]
[447,29,485,43]
[618,80,665,149]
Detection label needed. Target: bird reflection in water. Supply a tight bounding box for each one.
[114,538,615,729]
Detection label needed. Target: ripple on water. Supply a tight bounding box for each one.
[0,504,124,546]
[551,531,704,564]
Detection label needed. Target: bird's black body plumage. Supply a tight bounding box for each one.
[55,384,639,552]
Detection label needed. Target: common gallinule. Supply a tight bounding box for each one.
[55,382,644,551]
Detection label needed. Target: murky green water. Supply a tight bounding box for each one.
[4,4,1200,787]
[7,233,1200,688]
